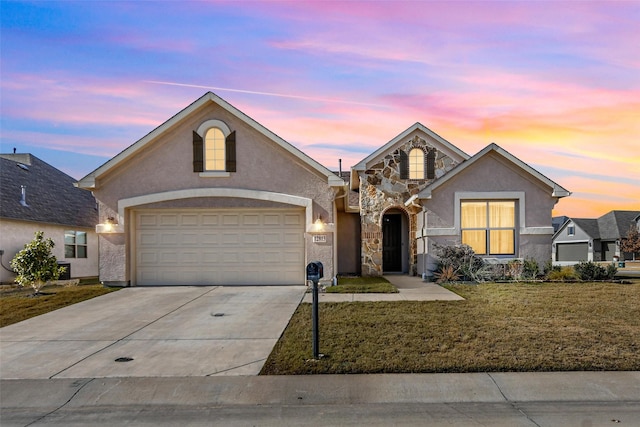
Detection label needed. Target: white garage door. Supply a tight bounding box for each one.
[134,209,305,286]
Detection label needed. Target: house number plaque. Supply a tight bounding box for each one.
[313,234,327,243]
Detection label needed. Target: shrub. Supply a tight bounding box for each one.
[10,231,64,295]
[522,258,540,280]
[547,266,578,281]
[574,261,609,281]
[506,259,524,281]
[543,260,560,277]
[434,265,460,284]
[434,243,484,282]
[605,263,618,280]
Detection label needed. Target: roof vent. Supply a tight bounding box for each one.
[20,185,29,207]
[17,163,29,171]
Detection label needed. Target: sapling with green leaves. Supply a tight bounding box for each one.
[10,231,65,295]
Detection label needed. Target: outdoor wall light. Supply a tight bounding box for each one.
[96,216,123,234]
[313,217,325,232]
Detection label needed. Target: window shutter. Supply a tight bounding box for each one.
[427,149,436,179]
[225,131,236,172]
[193,131,203,172]
[399,150,409,179]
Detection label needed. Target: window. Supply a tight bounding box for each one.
[461,201,515,255]
[65,231,87,258]
[192,121,236,174]
[568,225,575,236]
[205,127,225,171]
[409,148,424,179]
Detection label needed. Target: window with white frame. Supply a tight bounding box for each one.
[461,200,516,255]
[65,231,87,258]
[568,225,575,236]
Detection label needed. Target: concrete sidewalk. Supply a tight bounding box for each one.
[2,372,639,426]
[302,275,464,302]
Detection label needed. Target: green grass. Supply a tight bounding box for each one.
[325,276,398,293]
[261,282,640,374]
[0,283,118,327]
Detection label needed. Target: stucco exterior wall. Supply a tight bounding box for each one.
[0,219,98,284]
[91,101,337,284]
[419,152,558,274]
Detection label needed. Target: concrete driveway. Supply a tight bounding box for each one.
[0,285,306,379]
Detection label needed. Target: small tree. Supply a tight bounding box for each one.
[620,224,640,261]
[10,231,64,295]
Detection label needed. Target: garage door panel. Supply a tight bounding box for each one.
[160,214,179,226]
[180,233,200,245]
[202,214,219,226]
[160,233,179,245]
[180,214,199,226]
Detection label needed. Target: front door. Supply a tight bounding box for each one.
[383,214,402,272]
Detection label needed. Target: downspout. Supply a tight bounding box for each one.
[333,194,338,286]
[421,209,426,279]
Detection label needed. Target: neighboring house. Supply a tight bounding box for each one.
[553,210,640,264]
[77,92,570,286]
[0,153,99,284]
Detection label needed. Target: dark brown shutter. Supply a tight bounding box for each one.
[193,131,203,172]
[399,150,409,179]
[427,149,436,179]
[225,131,236,172]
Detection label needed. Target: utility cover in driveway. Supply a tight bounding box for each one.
[135,208,305,286]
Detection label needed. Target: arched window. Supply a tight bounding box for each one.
[205,127,225,171]
[192,119,236,174]
[409,148,424,179]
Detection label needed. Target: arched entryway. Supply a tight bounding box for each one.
[382,208,409,273]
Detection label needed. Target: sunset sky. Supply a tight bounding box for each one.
[1,1,638,218]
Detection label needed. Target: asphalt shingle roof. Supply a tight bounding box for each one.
[572,218,601,239]
[0,153,97,228]
[597,210,640,240]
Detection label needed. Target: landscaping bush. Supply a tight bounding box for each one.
[434,243,484,282]
[547,266,578,281]
[522,258,540,280]
[574,261,617,281]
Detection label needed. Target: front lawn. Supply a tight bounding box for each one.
[0,284,118,327]
[326,276,398,293]
[261,282,640,374]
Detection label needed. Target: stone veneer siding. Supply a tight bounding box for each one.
[359,135,458,276]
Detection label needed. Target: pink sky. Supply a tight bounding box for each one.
[1,1,638,218]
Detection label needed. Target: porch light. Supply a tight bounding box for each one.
[313,217,325,232]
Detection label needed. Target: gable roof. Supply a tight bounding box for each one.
[0,153,97,228]
[571,218,601,239]
[350,123,469,190]
[77,91,344,189]
[597,210,640,240]
[417,143,571,199]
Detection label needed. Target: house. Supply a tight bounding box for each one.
[344,124,571,278]
[0,153,99,284]
[78,92,570,286]
[552,210,640,264]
